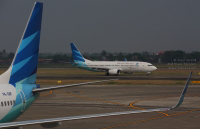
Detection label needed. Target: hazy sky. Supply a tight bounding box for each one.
[0,0,200,53]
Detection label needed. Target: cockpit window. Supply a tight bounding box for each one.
[148,65,153,66]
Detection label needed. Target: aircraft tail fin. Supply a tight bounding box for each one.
[70,43,85,62]
[0,2,43,84]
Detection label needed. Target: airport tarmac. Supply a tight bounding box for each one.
[37,74,200,81]
[17,85,200,129]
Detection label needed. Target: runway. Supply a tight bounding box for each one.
[17,85,200,129]
[37,75,200,81]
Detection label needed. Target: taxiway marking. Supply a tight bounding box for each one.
[102,109,200,129]
[40,90,200,129]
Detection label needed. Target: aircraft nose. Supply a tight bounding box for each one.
[152,66,157,70]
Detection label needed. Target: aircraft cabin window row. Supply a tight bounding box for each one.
[1,100,15,107]
[71,63,139,66]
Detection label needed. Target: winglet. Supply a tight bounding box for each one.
[171,71,193,109]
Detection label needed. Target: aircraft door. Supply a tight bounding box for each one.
[136,63,139,71]
[18,89,26,113]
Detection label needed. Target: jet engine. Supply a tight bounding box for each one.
[108,69,120,75]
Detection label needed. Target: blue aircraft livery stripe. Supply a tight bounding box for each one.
[9,2,43,84]
[16,74,36,84]
[18,31,39,53]
[73,50,82,55]
[10,53,39,84]
[23,2,43,39]
[70,43,79,51]
[11,56,33,76]
[14,31,40,65]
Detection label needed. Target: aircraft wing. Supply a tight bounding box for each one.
[32,79,118,93]
[0,72,192,128]
[0,108,170,128]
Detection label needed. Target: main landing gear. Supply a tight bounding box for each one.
[105,73,110,76]
[146,72,151,76]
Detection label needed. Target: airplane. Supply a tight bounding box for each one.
[70,43,157,76]
[0,2,192,129]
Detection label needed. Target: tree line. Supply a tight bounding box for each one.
[0,49,199,63]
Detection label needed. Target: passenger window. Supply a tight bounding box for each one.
[4,101,6,106]
[1,102,3,107]
[10,101,12,105]
[13,100,15,105]
[7,101,9,106]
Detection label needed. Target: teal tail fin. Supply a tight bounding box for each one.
[70,43,85,62]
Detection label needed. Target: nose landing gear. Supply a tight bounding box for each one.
[146,72,151,76]
[105,73,110,76]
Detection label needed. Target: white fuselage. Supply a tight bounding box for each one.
[75,60,157,74]
[0,84,39,123]
[0,84,16,120]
